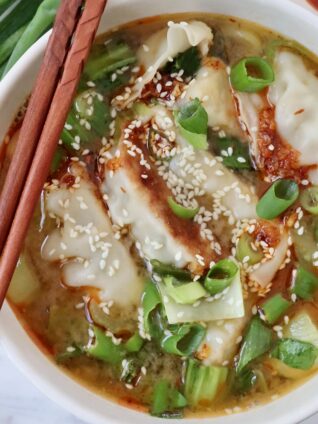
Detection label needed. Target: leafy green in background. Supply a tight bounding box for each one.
[0,0,61,79]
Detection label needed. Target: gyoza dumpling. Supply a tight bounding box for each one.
[127,21,213,103]
[181,58,243,138]
[42,163,144,306]
[268,51,318,183]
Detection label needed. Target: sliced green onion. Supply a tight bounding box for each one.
[151,380,170,416]
[291,266,318,301]
[85,326,125,364]
[236,233,263,266]
[163,275,207,305]
[175,98,208,150]
[212,135,252,170]
[161,323,206,356]
[125,332,144,353]
[204,259,239,295]
[184,359,228,407]
[236,318,272,373]
[271,339,318,370]
[150,259,192,280]
[167,196,199,220]
[256,179,299,220]
[142,281,161,335]
[300,187,318,215]
[230,56,275,92]
[51,147,64,173]
[120,357,140,384]
[0,24,27,68]
[261,294,291,325]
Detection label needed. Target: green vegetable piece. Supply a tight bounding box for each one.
[204,259,239,295]
[165,46,201,77]
[3,0,61,76]
[0,0,13,16]
[161,323,206,356]
[271,339,318,370]
[163,275,207,305]
[284,312,318,348]
[125,332,144,353]
[85,326,125,364]
[300,187,318,215]
[213,136,252,170]
[120,357,140,384]
[142,281,161,335]
[292,216,318,270]
[256,179,299,220]
[0,0,42,47]
[230,56,275,92]
[236,233,263,266]
[232,367,257,395]
[84,41,136,82]
[176,98,208,149]
[292,267,318,301]
[151,380,186,417]
[236,318,272,373]
[0,24,27,68]
[184,359,228,407]
[261,294,291,325]
[51,147,64,173]
[74,89,110,137]
[150,259,191,280]
[167,196,199,220]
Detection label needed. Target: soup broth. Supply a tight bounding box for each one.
[2,12,318,419]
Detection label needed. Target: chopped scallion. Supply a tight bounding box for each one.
[291,266,318,301]
[168,196,199,220]
[150,259,191,280]
[300,187,318,215]
[85,326,125,364]
[164,275,207,305]
[230,56,275,92]
[256,179,299,220]
[175,98,208,150]
[261,294,291,325]
[161,323,206,356]
[204,259,239,295]
[142,281,162,335]
[236,233,263,266]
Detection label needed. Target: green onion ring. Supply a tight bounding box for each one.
[164,275,207,304]
[230,57,275,92]
[168,196,199,220]
[204,259,239,295]
[256,179,299,220]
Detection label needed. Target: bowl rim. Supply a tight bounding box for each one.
[1,1,318,423]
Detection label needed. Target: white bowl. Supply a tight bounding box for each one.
[1,0,318,423]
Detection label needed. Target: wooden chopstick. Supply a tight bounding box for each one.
[0,0,107,308]
[0,0,84,254]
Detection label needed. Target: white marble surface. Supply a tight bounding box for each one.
[0,341,317,424]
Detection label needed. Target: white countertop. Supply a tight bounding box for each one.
[0,341,317,424]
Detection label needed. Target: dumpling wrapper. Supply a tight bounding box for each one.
[42,164,143,306]
[250,231,289,288]
[158,271,244,324]
[127,21,213,103]
[181,58,243,138]
[202,315,249,366]
[269,51,318,183]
